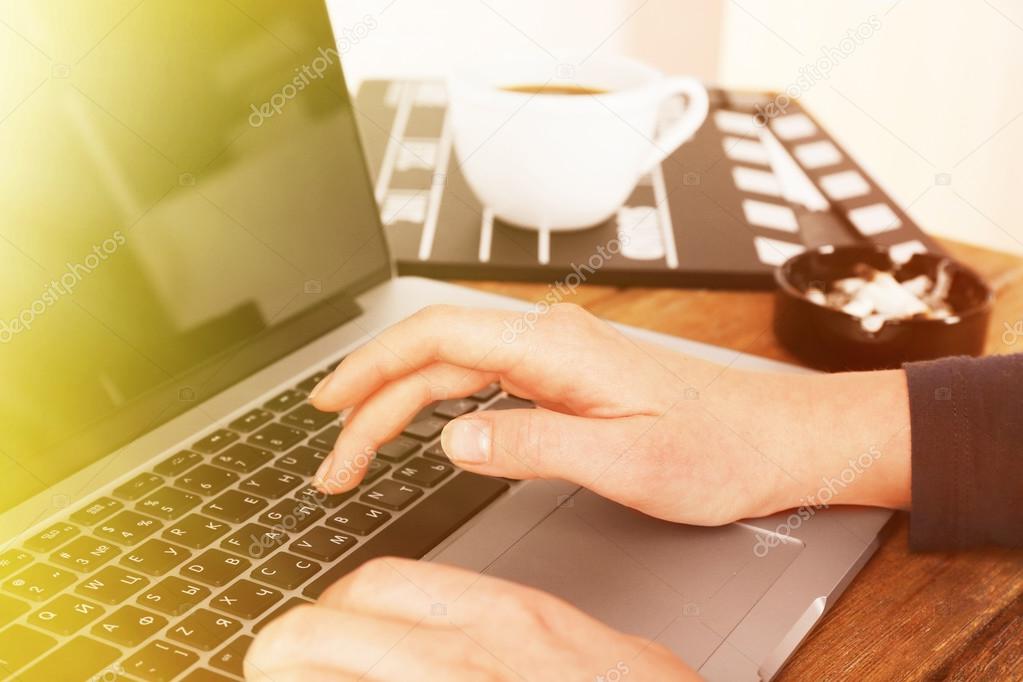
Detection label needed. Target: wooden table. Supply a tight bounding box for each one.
[457,238,1023,681]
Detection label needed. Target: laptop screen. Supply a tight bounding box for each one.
[0,1,390,512]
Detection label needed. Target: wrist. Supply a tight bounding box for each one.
[805,369,912,510]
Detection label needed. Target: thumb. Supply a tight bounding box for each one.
[439,408,650,483]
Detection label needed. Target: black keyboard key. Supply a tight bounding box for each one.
[0,549,32,580]
[113,473,164,501]
[183,669,235,682]
[470,384,500,401]
[0,624,56,673]
[249,423,306,452]
[202,491,268,523]
[137,487,202,520]
[176,464,239,496]
[257,499,324,533]
[137,577,210,617]
[251,553,320,590]
[239,468,302,499]
[211,580,282,619]
[124,640,198,681]
[220,524,289,560]
[120,540,191,576]
[153,450,202,477]
[291,527,356,562]
[308,424,340,451]
[209,443,274,474]
[253,597,309,634]
[229,408,273,433]
[325,502,391,536]
[394,457,454,488]
[76,566,149,605]
[0,594,29,627]
[29,594,104,635]
[18,635,118,682]
[423,441,448,462]
[361,479,423,510]
[276,445,327,476]
[181,549,250,587]
[363,458,390,485]
[489,396,533,410]
[92,605,167,646]
[281,403,336,431]
[168,608,242,651]
[294,485,353,509]
[296,370,330,393]
[209,635,252,676]
[24,522,79,553]
[434,398,478,419]
[163,514,230,549]
[305,473,509,598]
[402,417,447,441]
[375,435,419,462]
[94,510,163,545]
[192,429,239,454]
[50,536,120,572]
[264,388,306,412]
[69,497,123,526]
[4,564,76,601]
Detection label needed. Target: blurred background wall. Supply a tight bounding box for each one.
[328,0,1023,255]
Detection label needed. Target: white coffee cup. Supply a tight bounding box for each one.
[447,52,709,232]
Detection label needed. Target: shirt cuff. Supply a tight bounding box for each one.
[904,353,1023,551]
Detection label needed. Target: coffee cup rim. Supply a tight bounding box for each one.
[448,51,666,105]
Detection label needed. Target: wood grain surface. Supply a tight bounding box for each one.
[455,238,1023,681]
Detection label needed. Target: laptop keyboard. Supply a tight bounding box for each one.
[0,361,515,681]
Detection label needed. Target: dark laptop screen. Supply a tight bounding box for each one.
[0,1,390,511]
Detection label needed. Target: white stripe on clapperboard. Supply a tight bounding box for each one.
[374,82,414,204]
[417,110,454,261]
[478,208,494,263]
[651,164,680,269]
[537,227,550,265]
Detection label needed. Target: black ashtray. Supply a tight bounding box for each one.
[774,245,993,371]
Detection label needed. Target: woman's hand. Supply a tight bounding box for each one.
[311,303,911,525]
[246,557,699,682]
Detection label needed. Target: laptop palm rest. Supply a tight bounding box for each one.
[479,489,803,670]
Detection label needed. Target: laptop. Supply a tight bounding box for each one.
[0,2,891,680]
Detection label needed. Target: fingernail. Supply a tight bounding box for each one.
[313,453,335,488]
[308,375,331,401]
[442,419,491,464]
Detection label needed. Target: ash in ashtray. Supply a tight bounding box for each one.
[803,259,955,333]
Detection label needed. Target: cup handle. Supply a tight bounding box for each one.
[642,76,709,173]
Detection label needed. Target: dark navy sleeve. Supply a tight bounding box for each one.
[904,353,1023,550]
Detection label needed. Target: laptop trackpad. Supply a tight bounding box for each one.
[480,489,803,669]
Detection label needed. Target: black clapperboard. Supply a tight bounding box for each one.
[354,80,942,289]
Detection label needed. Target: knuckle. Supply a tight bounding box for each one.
[550,302,585,318]
[318,576,349,605]
[416,303,454,322]
[492,589,551,633]
[519,411,564,474]
[249,605,315,666]
[343,556,392,595]
[548,304,589,327]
